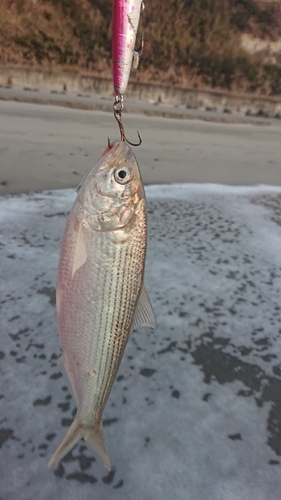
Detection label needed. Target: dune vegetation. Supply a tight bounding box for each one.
[1,0,281,94]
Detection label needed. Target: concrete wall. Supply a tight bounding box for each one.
[1,64,281,114]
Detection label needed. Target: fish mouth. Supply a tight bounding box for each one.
[100,140,117,158]
[101,140,134,163]
[100,139,128,158]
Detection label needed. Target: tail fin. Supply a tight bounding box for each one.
[83,420,111,470]
[47,416,111,470]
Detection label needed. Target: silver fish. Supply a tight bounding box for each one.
[48,140,156,470]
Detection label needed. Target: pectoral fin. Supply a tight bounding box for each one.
[133,284,156,329]
[72,221,87,278]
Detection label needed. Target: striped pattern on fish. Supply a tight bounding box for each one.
[48,141,155,470]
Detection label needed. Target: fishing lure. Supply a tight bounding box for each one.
[112,0,144,144]
[112,0,144,97]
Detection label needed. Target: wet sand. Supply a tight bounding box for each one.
[1,185,281,500]
[0,99,280,195]
[1,96,281,499]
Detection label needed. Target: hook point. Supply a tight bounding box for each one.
[113,96,141,146]
[113,108,141,146]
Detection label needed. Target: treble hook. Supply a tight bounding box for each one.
[113,97,142,147]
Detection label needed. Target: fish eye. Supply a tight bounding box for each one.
[118,170,127,179]
[114,166,131,184]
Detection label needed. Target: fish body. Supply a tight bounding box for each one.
[112,0,143,96]
[48,141,155,470]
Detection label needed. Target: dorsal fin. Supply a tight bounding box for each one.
[133,284,156,329]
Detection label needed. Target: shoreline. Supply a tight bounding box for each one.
[0,84,276,127]
[0,99,280,197]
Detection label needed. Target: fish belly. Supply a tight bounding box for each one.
[49,201,146,468]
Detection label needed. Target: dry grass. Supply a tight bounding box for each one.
[1,0,281,94]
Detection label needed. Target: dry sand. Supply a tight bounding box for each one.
[0,99,280,195]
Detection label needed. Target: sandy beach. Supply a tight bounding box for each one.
[0,98,280,195]
[1,96,281,499]
[1,184,281,500]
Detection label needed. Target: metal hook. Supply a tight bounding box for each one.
[113,97,142,147]
[133,33,144,69]
[135,32,144,57]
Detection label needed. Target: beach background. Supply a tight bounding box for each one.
[0,93,281,500]
[0,93,281,195]
[1,0,281,497]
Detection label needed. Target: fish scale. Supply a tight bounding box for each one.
[48,141,155,470]
[95,234,145,412]
[61,225,145,418]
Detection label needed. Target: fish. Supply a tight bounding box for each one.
[48,140,156,470]
[112,0,144,96]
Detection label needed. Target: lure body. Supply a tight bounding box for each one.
[112,0,143,96]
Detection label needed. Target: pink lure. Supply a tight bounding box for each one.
[112,0,143,96]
